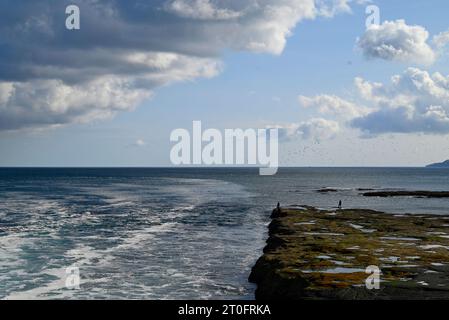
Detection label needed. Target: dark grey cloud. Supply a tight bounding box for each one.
[0,0,353,131]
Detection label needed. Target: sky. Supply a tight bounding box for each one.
[1,0,449,167]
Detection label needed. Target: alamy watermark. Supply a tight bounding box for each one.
[365,265,381,290]
[65,266,81,290]
[66,5,80,30]
[365,5,380,28]
[170,121,278,175]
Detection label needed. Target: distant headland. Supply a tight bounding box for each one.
[426,160,449,168]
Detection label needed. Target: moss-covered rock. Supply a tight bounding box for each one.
[249,206,449,300]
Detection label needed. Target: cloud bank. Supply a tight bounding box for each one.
[299,68,449,136]
[291,18,449,140]
[0,0,356,131]
[351,68,449,135]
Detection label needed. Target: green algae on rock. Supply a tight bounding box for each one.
[249,206,449,300]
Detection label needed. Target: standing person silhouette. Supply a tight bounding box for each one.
[338,200,342,209]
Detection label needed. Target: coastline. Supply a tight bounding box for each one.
[249,206,449,300]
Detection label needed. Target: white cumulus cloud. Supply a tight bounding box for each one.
[351,68,449,135]
[296,118,341,140]
[297,68,449,136]
[298,94,369,118]
[272,118,340,142]
[357,20,436,65]
[433,30,449,49]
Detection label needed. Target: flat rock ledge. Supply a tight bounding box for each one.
[249,206,449,300]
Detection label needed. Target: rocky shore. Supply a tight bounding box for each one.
[249,206,449,300]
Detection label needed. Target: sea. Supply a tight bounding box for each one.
[1,167,449,299]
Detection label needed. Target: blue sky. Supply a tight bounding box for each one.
[1,0,449,166]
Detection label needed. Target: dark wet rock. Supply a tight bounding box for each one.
[317,188,339,193]
[249,207,449,300]
[270,208,287,219]
[363,191,449,198]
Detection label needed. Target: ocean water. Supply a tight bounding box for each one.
[1,167,449,299]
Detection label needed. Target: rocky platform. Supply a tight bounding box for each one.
[249,206,449,300]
